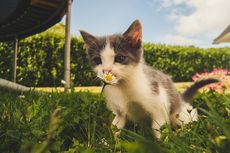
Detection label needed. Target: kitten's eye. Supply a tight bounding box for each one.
[115,55,127,63]
[93,57,102,65]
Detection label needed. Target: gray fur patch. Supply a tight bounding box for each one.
[143,65,181,114]
[84,34,143,66]
[109,34,142,65]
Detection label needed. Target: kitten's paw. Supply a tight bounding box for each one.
[177,103,198,125]
[111,122,121,138]
[114,130,121,137]
[112,116,119,126]
[154,129,161,139]
[112,115,126,129]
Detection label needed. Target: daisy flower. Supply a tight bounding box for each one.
[98,71,117,85]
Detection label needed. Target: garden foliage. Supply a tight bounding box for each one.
[0,89,229,153]
[0,24,230,86]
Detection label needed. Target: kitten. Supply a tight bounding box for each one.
[80,20,218,138]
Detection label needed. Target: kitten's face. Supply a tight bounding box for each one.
[80,20,143,84]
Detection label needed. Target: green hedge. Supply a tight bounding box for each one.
[143,44,230,81]
[0,25,101,87]
[0,24,230,86]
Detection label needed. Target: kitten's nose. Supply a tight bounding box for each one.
[103,67,112,73]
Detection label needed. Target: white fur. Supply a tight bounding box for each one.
[94,42,197,138]
[94,42,115,74]
[176,103,198,125]
[100,42,115,68]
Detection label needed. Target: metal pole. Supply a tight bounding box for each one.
[64,0,72,92]
[12,38,18,82]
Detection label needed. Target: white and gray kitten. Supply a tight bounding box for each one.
[80,20,218,138]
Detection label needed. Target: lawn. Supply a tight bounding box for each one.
[0,83,230,153]
[36,81,230,94]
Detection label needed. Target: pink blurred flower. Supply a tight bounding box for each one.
[192,68,229,92]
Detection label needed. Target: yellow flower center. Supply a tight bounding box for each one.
[105,74,113,81]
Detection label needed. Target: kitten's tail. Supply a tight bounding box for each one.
[182,78,219,102]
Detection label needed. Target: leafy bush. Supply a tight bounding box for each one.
[0,41,14,80]
[0,89,112,153]
[144,44,230,82]
[0,89,229,153]
[0,24,230,86]
[0,24,100,87]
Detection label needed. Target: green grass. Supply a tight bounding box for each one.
[0,89,230,153]
[35,81,230,94]
[35,86,103,93]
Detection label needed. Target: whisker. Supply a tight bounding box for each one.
[92,76,102,84]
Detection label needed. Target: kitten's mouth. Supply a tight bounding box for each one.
[97,72,118,85]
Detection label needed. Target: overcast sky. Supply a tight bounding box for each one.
[62,0,230,48]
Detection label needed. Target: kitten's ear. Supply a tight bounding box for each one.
[80,30,97,48]
[123,20,142,46]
